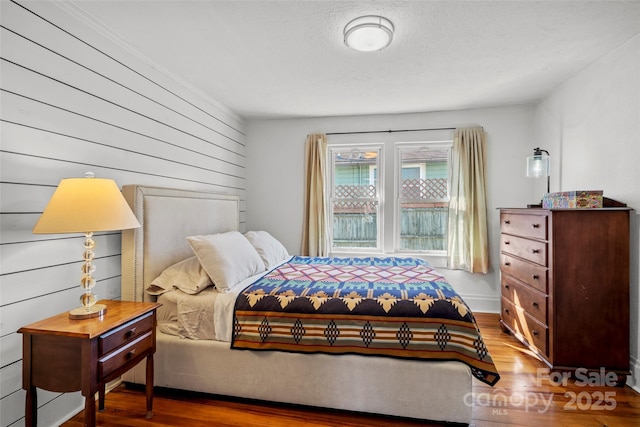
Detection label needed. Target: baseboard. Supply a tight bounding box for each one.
[459,293,500,314]
[630,354,640,394]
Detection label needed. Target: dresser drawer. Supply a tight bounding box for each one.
[500,234,547,265]
[500,212,547,240]
[500,254,549,294]
[501,275,547,325]
[500,253,548,293]
[99,312,154,356]
[501,297,548,356]
[98,331,153,380]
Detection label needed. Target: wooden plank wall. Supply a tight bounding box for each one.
[0,1,246,425]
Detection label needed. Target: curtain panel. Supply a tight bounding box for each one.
[447,127,490,273]
[301,133,328,256]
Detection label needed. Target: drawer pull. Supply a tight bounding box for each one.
[504,220,511,225]
[532,249,540,254]
[126,350,137,360]
[532,302,539,308]
[532,274,539,280]
[531,223,540,229]
[532,330,539,336]
[505,262,511,266]
[504,241,510,245]
[125,328,137,339]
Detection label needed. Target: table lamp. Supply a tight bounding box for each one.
[526,147,550,194]
[32,173,140,319]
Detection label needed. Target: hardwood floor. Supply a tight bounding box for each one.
[63,313,640,426]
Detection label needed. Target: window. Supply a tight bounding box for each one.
[328,146,382,251]
[396,144,451,253]
[327,141,451,257]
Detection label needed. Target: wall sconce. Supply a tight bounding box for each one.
[32,173,140,319]
[344,15,394,52]
[526,147,550,194]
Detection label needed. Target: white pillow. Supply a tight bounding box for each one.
[148,256,212,295]
[187,231,265,293]
[244,230,290,269]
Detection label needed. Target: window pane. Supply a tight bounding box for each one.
[332,199,378,248]
[331,148,380,250]
[399,202,448,251]
[398,146,450,252]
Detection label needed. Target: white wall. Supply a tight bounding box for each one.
[0,1,245,425]
[246,104,535,312]
[533,34,640,391]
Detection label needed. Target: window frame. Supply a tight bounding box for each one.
[393,142,453,255]
[327,144,384,253]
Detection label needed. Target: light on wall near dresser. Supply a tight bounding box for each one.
[526,147,550,194]
[32,172,140,319]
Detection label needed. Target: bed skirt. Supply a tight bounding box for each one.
[122,330,473,424]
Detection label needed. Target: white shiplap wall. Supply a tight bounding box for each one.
[0,1,246,425]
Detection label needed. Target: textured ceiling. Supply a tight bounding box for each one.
[70,0,640,119]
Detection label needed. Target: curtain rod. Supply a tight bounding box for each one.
[326,127,455,136]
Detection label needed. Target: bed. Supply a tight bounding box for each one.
[120,185,499,425]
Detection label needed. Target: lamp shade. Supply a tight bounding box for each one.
[526,155,550,178]
[526,147,550,178]
[33,176,140,234]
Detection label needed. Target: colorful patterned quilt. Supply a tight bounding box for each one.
[231,256,500,386]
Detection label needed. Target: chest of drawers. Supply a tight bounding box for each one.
[499,208,630,382]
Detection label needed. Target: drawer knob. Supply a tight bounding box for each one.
[504,241,510,245]
[505,262,511,266]
[504,308,510,314]
[532,274,539,280]
[127,350,137,360]
[532,330,539,336]
[532,302,539,308]
[532,223,540,229]
[125,327,137,338]
[504,220,511,225]
[504,284,510,289]
[532,249,540,254]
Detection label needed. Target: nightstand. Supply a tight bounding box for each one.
[18,300,161,427]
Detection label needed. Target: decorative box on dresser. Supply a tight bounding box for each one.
[499,208,631,384]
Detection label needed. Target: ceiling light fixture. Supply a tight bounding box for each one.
[344,15,394,52]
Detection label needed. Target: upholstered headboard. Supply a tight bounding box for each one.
[121,185,239,302]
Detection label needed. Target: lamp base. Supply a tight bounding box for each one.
[69,304,107,320]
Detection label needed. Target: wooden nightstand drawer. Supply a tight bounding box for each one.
[99,311,154,356]
[501,275,547,325]
[98,331,153,380]
[500,234,547,265]
[500,212,547,240]
[500,253,548,293]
